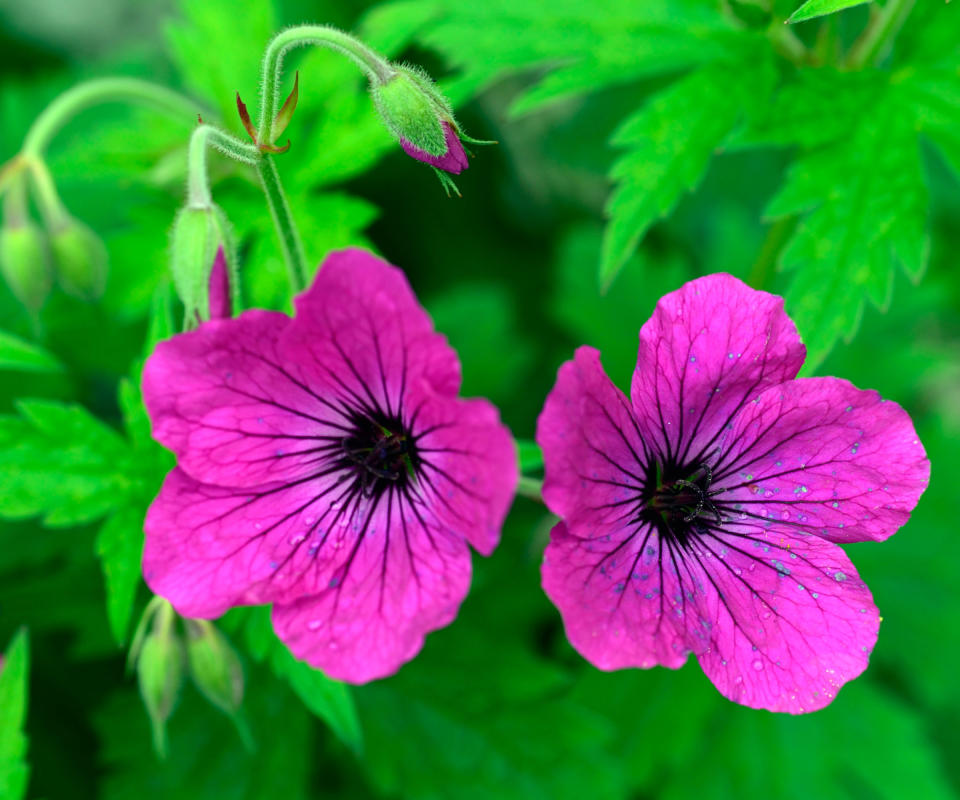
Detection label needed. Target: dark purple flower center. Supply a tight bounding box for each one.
[639,458,724,546]
[337,408,422,500]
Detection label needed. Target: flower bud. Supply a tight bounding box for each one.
[49,217,107,300]
[0,219,52,311]
[372,68,469,175]
[184,619,244,716]
[135,603,185,758]
[170,205,236,325]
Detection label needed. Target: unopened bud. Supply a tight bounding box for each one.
[170,205,235,325]
[49,217,107,300]
[135,602,185,758]
[185,619,244,716]
[0,219,52,311]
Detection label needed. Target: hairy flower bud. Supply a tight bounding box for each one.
[184,619,244,716]
[135,601,185,758]
[372,68,469,175]
[0,219,52,311]
[170,205,236,325]
[49,217,107,300]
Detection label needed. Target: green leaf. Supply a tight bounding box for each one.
[787,0,871,24]
[661,681,953,800]
[0,400,132,525]
[372,0,745,114]
[0,629,29,800]
[95,505,146,644]
[165,0,273,126]
[235,608,362,754]
[0,331,63,373]
[601,58,772,288]
[97,673,314,800]
[767,100,929,371]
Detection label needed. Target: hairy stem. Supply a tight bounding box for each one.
[257,155,307,292]
[21,78,201,157]
[187,125,259,208]
[257,25,394,145]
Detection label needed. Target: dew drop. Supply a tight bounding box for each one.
[752,659,764,671]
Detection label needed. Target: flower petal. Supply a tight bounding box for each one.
[537,346,650,532]
[143,309,339,488]
[541,521,690,671]
[714,377,929,543]
[288,248,461,410]
[414,394,517,556]
[630,273,805,466]
[400,122,469,174]
[270,495,473,683]
[693,523,878,713]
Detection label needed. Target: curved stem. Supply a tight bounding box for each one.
[846,0,916,69]
[187,125,259,208]
[22,77,201,157]
[25,158,70,230]
[257,25,394,145]
[257,155,307,292]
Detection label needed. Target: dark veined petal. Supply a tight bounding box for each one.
[714,377,929,543]
[630,273,805,467]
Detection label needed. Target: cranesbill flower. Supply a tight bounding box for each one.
[537,274,928,712]
[142,248,516,682]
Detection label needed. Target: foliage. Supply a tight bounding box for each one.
[0,0,958,798]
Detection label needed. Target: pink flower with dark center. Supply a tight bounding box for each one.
[400,121,469,175]
[537,274,929,713]
[142,248,517,682]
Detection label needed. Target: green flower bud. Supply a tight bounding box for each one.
[371,69,447,157]
[136,603,185,759]
[170,204,236,326]
[185,619,244,716]
[0,219,52,311]
[49,217,107,301]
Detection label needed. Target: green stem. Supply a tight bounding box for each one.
[187,125,259,208]
[846,0,916,69]
[517,476,544,503]
[25,158,70,230]
[747,216,796,290]
[257,25,394,145]
[768,23,810,66]
[21,77,201,158]
[257,155,307,292]
[2,173,29,227]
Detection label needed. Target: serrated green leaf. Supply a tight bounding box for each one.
[787,0,871,24]
[374,0,745,114]
[768,102,929,371]
[601,58,772,288]
[662,681,953,800]
[0,629,29,800]
[0,331,63,373]
[0,400,132,525]
[165,0,273,127]
[96,506,146,644]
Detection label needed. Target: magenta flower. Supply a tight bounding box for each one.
[400,121,469,175]
[537,274,928,713]
[142,248,517,682]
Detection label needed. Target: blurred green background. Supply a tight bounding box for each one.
[1,0,958,798]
